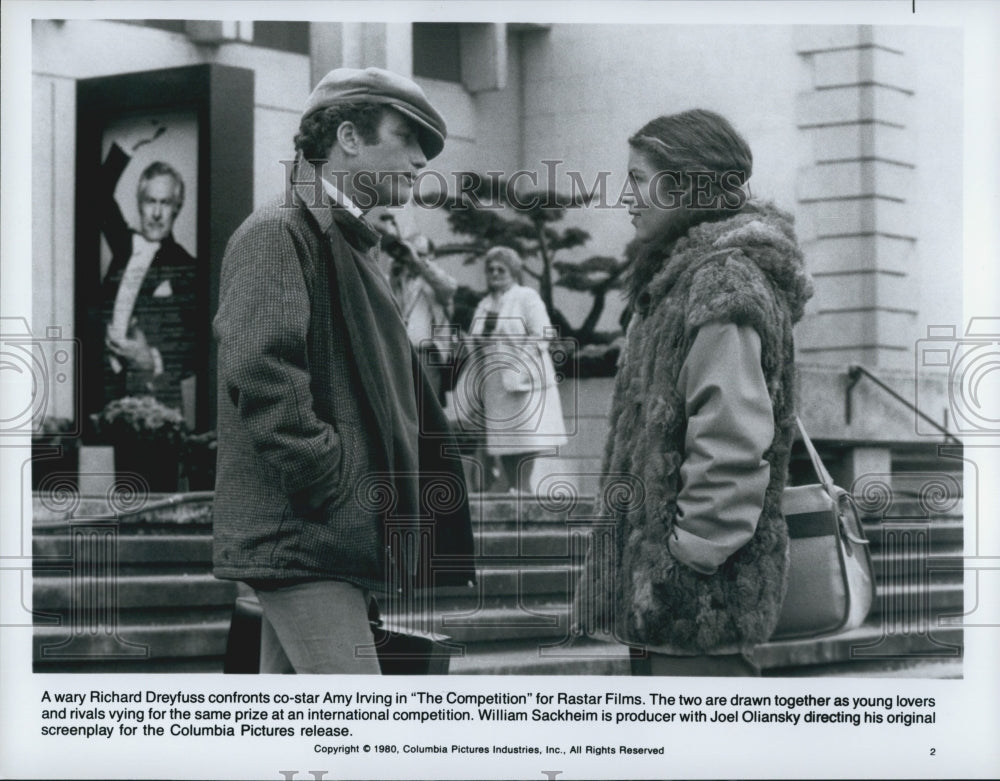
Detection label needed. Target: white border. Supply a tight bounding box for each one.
[3,2,998,779]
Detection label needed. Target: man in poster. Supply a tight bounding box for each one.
[212,68,475,674]
[100,126,199,418]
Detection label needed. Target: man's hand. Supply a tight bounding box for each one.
[106,327,158,372]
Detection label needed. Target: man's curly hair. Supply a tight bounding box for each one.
[294,103,385,161]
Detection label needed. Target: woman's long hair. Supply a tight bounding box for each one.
[624,109,753,306]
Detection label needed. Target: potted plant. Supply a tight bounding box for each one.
[32,416,80,491]
[181,429,217,491]
[90,395,189,492]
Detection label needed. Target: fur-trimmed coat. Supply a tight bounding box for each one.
[573,201,813,653]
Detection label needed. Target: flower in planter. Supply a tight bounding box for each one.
[90,395,189,448]
[32,416,81,492]
[33,416,78,443]
[181,429,217,491]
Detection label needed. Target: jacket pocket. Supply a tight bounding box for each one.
[322,421,363,514]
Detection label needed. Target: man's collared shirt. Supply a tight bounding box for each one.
[109,233,159,343]
[108,233,164,376]
[321,177,364,220]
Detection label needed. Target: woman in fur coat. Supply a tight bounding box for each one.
[461,246,567,493]
[572,109,813,675]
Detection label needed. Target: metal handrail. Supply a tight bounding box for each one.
[846,365,962,446]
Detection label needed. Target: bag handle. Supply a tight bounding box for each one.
[796,416,870,546]
[795,415,836,495]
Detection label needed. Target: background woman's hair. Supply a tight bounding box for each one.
[294,103,385,161]
[484,245,524,285]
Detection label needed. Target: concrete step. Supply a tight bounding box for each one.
[438,562,963,613]
[37,647,950,681]
[448,638,629,676]
[34,488,963,525]
[34,493,962,538]
[31,602,964,677]
[425,579,965,645]
[861,519,963,548]
[32,604,234,671]
[32,573,237,610]
[33,613,233,663]
[868,581,963,617]
[871,549,964,582]
[766,658,963,679]
[756,620,963,669]
[31,595,966,675]
[858,503,963,525]
[32,564,962,643]
[445,618,964,676]
[33,492,215,527]
[34,656,224,674]
[29,521,962,568]
[470,497,590,523]
[33,534,212,564]
[435,602,570,644]
[476,529,582,558]
[443,565,578,598]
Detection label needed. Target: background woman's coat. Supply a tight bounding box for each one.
[465,284,568,455]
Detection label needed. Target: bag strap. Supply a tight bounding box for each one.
[795,415,836,496]
[796,416,870,546]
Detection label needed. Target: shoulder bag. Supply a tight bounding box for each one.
[771,417,877,640]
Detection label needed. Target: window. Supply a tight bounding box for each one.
[132,20,309,54]
[252,22,310,54]
[412,23,462,82]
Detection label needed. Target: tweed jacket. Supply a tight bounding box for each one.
[212,183,474,593]
[573,201,813,653]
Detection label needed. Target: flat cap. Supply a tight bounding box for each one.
[302,67,447,160]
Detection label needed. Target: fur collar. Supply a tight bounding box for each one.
[632,201,813,323]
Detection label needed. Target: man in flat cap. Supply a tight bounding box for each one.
[213,68,474,674]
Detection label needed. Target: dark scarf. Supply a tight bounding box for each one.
[290,184,474,594]
[328,207,421,527]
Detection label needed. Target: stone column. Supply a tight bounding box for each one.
[309,23,412,86]
[795,26,917,370]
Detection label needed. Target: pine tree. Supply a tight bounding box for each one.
[436,175,628,345]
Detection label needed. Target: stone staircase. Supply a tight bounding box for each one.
[32,494,231,673]
[32,444,963,676]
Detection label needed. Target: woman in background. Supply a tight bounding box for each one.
[460,246,567,494]
[572,109,813,675]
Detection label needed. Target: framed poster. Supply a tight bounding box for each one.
[74,64,254,433]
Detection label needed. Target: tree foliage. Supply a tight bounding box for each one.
[436,174,628,345]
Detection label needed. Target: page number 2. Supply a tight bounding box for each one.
[930,748,936,756]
